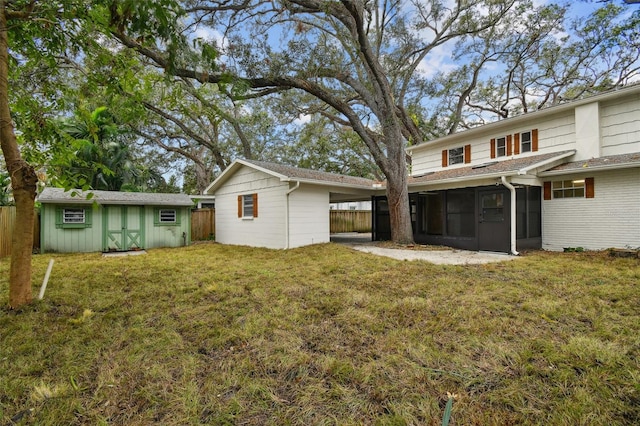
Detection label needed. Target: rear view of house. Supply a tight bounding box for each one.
[38,188,193,253]
[401,84,640,252]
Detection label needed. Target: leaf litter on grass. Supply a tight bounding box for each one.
[0,245,638,425]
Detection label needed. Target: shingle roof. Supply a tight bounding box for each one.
[38,188,194,206]
[540,152,640,174]
[242,159,381,188]
[408,151,575,185]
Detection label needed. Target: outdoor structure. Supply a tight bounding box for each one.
[38,188,194,253]
[206,85,640,253]
[204,159,379,249]
[400,84,640,253]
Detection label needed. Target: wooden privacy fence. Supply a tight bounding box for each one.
[191,208,215,241]
[330,210,371,233]
[0,207,40,258]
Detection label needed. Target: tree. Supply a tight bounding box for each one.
[110,0,604,244]
[1,0,100,308]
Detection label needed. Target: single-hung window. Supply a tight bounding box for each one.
[238,193,258,218]
[496,137,507,157]
[63,208,85,224]
[520,131,532,153]
[159,209,177,223]
[448,147,464,165]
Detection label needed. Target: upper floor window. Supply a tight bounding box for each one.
[442,144,471,167]
[496,137,507,157]
[449,147,464,165]
[520,131,532,153]
[492,129,538,158]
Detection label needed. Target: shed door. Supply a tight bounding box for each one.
[104,206,144,251]
[478,189,510,252]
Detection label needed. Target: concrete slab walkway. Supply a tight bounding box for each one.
[330,233,518,265]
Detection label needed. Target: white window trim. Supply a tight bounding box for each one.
[63,208,86,224]
[159,209,177,223]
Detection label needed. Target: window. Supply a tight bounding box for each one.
[520,131,532,153]
[552,180,585,198]
[63,208,85,224]
[159,209,177,223]
[154,208,181,226]
[544,178,594,199]
[496,137,507,157]
[56,207,92,229]
[492,131,537,158]
[449,147,464,165]
[238,194,258,218]
[442,145,471,167]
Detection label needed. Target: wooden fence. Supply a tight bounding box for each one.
[330,210,371,233]
[191,208,215,241]
[0,207,40,258]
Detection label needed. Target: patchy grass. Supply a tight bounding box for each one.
[1,245,639,425]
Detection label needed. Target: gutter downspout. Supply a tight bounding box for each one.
[500,176,520,256]
[284,181,300,249]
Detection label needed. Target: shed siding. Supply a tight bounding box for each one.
[600,94,640,156]
[288,185,330,248]
[411,111,575,176]
[542,168,640,251]
[215,166,288,249]
[143,206,191,249]
[41,204,103,253]
[41,203,190,253]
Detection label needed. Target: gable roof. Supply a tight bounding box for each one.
[408,150,576,186]
[205,159,381,194]
[38,188,194,206]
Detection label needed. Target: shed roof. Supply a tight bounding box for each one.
[205,159,381,194]
[38,188,194,206]
[408,150,576,186]
[539,152,640,176]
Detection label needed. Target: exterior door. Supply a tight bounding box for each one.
[104,206,144,251]
[478,189,510,252]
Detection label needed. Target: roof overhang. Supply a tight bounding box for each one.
[37,188,194,206]
[407,84,640,154]
[205,159,383,194]
[407,150,576,190]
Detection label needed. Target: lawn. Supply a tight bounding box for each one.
[1,243,639,425]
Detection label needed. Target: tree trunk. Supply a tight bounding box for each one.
[382,126,414,245]
[1,5,37,308]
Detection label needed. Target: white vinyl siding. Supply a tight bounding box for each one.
[287,185,330,248]
[214,166,288,249]
[600,95,640,156]
[542,168,640,251]
[410,111,575,176]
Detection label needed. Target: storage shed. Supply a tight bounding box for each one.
[38,188,193,253]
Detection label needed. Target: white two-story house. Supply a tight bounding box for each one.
[384,84,640,253]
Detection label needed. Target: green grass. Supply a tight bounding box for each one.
[1,244,639,425]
